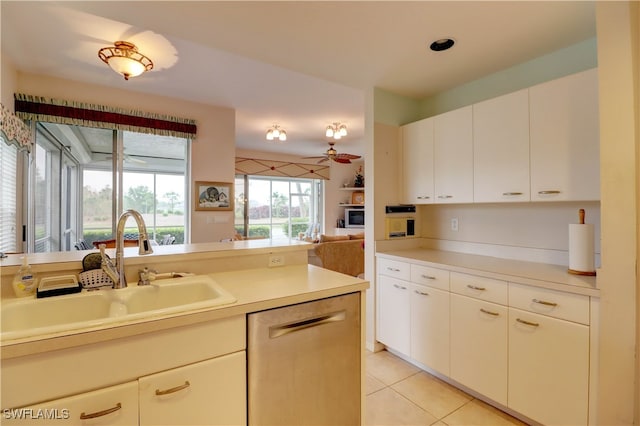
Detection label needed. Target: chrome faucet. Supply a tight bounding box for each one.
[101,209,154,289]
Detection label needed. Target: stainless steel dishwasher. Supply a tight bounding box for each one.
[247,292,361,425]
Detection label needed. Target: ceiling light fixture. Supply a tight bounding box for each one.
[266,124,287,142]
[325,122,348,140]
[430,38,455,52]
[98,41,154,80]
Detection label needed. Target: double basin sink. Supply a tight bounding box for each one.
[1,275,236,341]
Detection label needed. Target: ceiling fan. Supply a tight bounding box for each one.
[304,142,361,164]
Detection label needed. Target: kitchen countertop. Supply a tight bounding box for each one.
[376,248,598,297]
[1,244,369,359]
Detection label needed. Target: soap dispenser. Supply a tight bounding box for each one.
[12,256,37,297]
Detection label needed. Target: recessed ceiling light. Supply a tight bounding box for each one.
[430,38,455,52]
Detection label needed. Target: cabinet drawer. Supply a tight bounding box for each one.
[450,272,507,305]
[509,283,590,325]
[377,258,410,281]
[410,264,449,291]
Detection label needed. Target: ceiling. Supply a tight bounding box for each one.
[1,1,596,159]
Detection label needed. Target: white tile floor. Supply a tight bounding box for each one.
[365,350,529,426]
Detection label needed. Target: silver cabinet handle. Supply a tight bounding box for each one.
[415,290,429,296]
[80,403,122,420]
[417,196,431,199]
[270,311,346,338]
[480,308,499,316]
[156,381,191,396]
[467,285,486,291]
[437,195,453,199]
[393,283,407,290]
[532,298,558,307]
[502,192,523,196]
[387,267,401,272]
[538,190,561,195]
[421,274,436,280]
[516,318,540,327]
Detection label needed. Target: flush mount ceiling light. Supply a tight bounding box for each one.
[325,122,348,140]
[98,41,154,80]
[430,38,455,52]
[266,124,287,142]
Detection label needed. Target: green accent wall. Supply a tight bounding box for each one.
[374,37,598,126]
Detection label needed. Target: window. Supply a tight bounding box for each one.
[235,175,322,241]
[0,137,18,253]
[29,123,190,251]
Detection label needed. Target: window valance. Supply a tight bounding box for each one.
[236,157,330,180]
[14,94,197,139]
[1,103,33,152]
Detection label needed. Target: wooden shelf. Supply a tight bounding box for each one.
[338,203,365,207]
[339,187,365,191]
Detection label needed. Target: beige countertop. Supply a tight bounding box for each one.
[1,243,369,359]
[376,248,598,297]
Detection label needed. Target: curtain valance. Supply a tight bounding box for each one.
[1,103,33,152]
[14,94,197,139]
[236,157,330,180]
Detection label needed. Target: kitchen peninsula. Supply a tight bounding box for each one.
[1,241,368,425]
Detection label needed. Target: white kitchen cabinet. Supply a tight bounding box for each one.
[410,282,449,375]
[401,117,434,204]
[508,308,589,425]
[473,89,530,202]
[139,351,246,426]
[450,293,508,406]
[434,106,473,203]
[3,381,139,425]
[529,68,600,201]
[376,274,411,355]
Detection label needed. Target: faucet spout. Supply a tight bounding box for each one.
[111,209,154,289]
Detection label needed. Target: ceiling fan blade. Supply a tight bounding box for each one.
[333,157,352,164]
[335,153,361,160]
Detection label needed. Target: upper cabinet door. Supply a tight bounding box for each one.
[401,117,434,204]
[434,106,474,203]
[473,89,530,202]
[529,68,600,201]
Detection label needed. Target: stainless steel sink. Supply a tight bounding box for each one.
[1,275,236,341]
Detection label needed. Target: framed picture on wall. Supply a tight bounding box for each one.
[195,181,234,211]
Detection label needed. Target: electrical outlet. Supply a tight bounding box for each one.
[451,218,459,232]
[268,255,285,267]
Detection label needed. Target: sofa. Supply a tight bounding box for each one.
[308,233,364,277]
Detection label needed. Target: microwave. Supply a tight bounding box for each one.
[344,208,365,228]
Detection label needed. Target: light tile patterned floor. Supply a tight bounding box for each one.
[365,350,529,426]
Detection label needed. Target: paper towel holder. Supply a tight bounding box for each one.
[568,208,596,276]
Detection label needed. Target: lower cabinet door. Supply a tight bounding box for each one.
[410,283,450,375]
[377,274,411,355]
[450,294,508,405]
[139,351,246,426]
[3,381,138,425]
[508,308,589,426]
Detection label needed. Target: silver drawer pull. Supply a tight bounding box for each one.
[80,403,122,420]
[421,274,436,280]
[415,290,429,296]
[437,195,453,199]
[156,381,191,396]
[516,318,540,327]
[480,308,499,316]
[417,196,430,199]
[393,284,407,290]
[532,298,558,307]
[467,285,486,291]
[387,267,401,272]
[502,192,523,196]
[538,190,561,195]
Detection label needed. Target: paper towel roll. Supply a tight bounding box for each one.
[569,223,595,274]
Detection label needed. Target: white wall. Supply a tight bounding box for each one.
[14,72,236,243]
[595,2,639,424]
